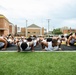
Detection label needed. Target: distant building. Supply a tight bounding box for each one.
[15,25,17,35]
[61,26,76,34]
[61,26,68,34]
[26,24,44,37]
[17,24,44,37]
[44,29,47,35]
[17,27,25,36]
[9,22,15,35]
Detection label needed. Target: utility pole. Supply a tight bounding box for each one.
[26,20,28,37]
[47,19,51,36]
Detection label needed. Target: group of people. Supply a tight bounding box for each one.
[59,32,76,46]
[0,35,16,50]
[0,32,76,52]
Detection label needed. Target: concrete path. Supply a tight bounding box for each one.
[0,44,76,52]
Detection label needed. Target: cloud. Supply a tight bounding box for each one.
[61,19,76,28]
[0,0,76,29]
[0,5,7,10]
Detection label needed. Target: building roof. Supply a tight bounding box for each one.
[0,14,4,18]
[27,24,41,28]
[0,14,4,16]
[0,14,9,22]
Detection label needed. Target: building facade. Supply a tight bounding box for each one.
[9,22,16,35]
[0,14,9,36]
[26,24,44,37]
[0,14,44,36]
[61,27,76,34]
[0,14,17,36]
[17,24,44,37]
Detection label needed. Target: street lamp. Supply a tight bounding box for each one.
[47,19,51,37]
[26,20,28,37]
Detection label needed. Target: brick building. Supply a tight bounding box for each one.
[9,22,16,35]
[61,26,76,34]
[61,29,76,34]
[0,14,44,36]
[26,24,44,37]
[0,14,17,36]
[0,14,9,36]
[18,24,44,37]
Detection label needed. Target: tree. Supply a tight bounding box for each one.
[52,28,62,35]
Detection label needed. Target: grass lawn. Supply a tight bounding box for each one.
[0,52,76,75]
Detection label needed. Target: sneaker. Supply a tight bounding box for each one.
[67,44,70,46]
[59,48,62,51]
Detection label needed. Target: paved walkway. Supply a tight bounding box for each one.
[0,44,76,52]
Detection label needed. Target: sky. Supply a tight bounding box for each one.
[0,0,76,31]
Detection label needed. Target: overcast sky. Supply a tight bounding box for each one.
[0,0,76,30]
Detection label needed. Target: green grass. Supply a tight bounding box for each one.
[0,52,76,75]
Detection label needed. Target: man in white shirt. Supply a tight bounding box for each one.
[17,37,34,52]
[41,38,59,51]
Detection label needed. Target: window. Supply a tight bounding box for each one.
[33,32,36,33]
[28,32,30,33]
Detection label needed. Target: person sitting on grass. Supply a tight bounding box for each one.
[0,37,7,50]
[17,37,34,52]
[67,33,76,46]
[41,38,61,51]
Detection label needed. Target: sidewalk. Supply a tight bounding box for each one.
[0,44,76,52]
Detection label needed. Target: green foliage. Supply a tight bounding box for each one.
[0,52,76,75]
[52,28,62,34]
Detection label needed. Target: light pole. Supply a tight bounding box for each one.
[26,20,28,37]
[47,19,51,36]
